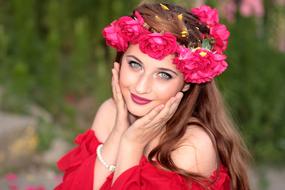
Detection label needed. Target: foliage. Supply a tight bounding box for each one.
[222,15,285,164]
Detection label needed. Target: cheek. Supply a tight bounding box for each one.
[119,65,136,88]
[153,80,184,103]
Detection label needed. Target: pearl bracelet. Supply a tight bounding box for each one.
[96,144,116,172]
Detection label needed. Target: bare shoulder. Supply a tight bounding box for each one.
[171,124,218,177]
[91,98,117,143]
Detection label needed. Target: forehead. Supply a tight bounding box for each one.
[124,44,180,72]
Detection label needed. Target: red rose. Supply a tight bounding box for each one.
[117,14,145,43]
[139,32,177,60]
[102,20,128,52]
[174,48,228,83]
[210,23,230,52]
[191,5,219,27]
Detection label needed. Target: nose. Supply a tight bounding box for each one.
[135,74,152,94]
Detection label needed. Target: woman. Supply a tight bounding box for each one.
[55,2,251,190]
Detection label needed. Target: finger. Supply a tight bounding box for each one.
[134,104,164,127]
[168,92,184,117]
[113,68,122,100]
[114,62,120,72]
[152,96,176,122]
[146,94,181,128]
[113,66,125,108]
[139,101,172,133]
[113,62,124,103]
[111,69,118,102]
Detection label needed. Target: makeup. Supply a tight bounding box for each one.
[131,93,152,105]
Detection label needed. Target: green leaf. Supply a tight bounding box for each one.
[202,39,212,50]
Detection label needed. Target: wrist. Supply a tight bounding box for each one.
[96,144,116,172]
[120,136,145,152]
[111,126,126,136]
[113,122,129,133]
[121,130,149,149]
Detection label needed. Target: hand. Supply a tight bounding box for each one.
[122,92,184,148]
[111,62,130,133]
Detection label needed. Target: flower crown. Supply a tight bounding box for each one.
[102,5,230,83]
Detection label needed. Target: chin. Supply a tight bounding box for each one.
[125,102,151,117]
[121,88,159,117]
[124,95,156,117]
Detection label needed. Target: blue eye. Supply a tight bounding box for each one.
[128,60,172,80]
[158,72,172,80]
[128,61,141,70]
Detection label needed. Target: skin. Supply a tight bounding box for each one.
[92,44,217,190]
[119,44,190,118]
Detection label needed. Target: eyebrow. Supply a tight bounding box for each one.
[126,55,178,76]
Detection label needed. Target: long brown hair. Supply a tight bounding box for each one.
[115,2,251,190]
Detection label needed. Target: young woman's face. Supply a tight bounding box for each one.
[119,44,189,117]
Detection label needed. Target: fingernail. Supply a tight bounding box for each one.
[178,92,183,98]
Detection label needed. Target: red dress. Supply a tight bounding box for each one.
[55,129,231,190]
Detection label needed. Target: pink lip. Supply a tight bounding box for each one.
[131,93,152,105]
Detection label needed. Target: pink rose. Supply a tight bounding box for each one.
[133,11,145,25]
[102,20,128,52]
[191,5,219,27]
[116,13,145,43]
[139,32,177,60]
[175,45,193,61]
[174,47,228,83]
[5,173,17,181]
[210,23,230,52]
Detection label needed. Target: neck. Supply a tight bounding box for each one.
[127,111,140,125]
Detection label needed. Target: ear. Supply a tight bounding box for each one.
[181,83,190,92]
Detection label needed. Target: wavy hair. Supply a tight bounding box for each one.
[115,2,251,190]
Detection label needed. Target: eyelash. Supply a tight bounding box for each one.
[128,61,173,80]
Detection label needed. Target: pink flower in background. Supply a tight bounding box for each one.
[210,23,230,52]
[191,5,219,26]
[240,0,264,17]
[220,0,237,23]
[25,186,46,190]
[3,172,49,190]
[139,32,177,60]
[5,173,18,182]
[5,173,18,190]
[25,186,37,190]
[8,184,19,190]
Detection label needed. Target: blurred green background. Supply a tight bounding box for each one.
[0,0,284,189]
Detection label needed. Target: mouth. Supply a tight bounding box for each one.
[130,93,152,105]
